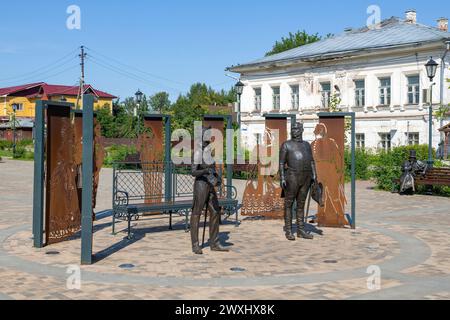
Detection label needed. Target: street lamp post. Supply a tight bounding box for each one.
[135,89,143,137]
[235,81,245,129]
[425,57,439,167]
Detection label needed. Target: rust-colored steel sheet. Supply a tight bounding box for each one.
[139,118,165,205]
[93,118,105,218]
[203,118,226,188]
[45,106,80,245]
[313,118,348,228]
[241,118,286,219]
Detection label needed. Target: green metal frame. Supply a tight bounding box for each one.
[32,100,76,248]
[263,113,297,129]
[81,95,95,264]
[317,112,356,229]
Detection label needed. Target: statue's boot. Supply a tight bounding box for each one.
[209,211,229,252]
[297,203,313,240]
[284,204,296,241]
[190,214,203,254]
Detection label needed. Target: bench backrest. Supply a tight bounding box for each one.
[113,162,226,204]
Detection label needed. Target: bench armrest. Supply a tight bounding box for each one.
[222,185,238,200]
[114,190,129,207]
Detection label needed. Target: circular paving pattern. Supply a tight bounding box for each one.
[1,159,450,299]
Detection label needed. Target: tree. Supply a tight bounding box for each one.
[265,30,332,56]
[149,92,171,113]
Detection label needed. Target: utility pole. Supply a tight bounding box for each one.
[76,45,87,109]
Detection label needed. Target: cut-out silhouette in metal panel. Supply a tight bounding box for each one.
[312,120,348,228]
[139,118,165,205]
[241,118,286,219]
[45,105,80,244]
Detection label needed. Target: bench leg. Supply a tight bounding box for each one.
[185,210,190,232]
[235,206,239,227]
[127,214,133,240]
[112,212,116,235]
[169,211,173,230]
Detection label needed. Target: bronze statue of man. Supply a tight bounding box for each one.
[279,122,317,240]
[190,128,229,254]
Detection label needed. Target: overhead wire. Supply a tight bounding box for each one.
[84,46,188,87]
[87,55,183,94]
[0,48,79,83]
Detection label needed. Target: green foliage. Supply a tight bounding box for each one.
[97,84,236,138]
[265,30,332,56]
[169,83,236,132]
[0,140,12,150]
[149,92,171,113]
[344,148,374,181]
[103,145,137,166]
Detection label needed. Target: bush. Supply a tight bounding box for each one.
[0,140,13,150]
[344,148,374,181]
[103,145,137,166]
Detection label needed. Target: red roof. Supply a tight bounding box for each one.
[0,82,117,99]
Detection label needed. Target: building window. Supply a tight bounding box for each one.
[254,88,261,111]
[272,86,280,111]
[379,133,391,151]
[407,75,420,105]
[354,80,365,107]
[320,82,331,109]
[12,103,24,111]
[379,77,391,106]
[290,85,299,110]
[356,133,365,149]
[408,132,420,145]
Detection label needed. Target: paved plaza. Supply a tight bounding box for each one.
[0,159,449,300]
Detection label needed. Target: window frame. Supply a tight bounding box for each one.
[407,75,420,105]
[379,77,391,106]
[379,132,392,151]
[272,86,281,111]
[407,132,420,146]
[290,85,300,110]
[253,87,262,112]
[320,82,331,109]
[355,133,365,149]
[354,80,365,108]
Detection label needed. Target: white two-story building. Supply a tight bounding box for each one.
[228,10,450,152]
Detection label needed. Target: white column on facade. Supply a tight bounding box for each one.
[366,73,377,113]
[392,69,402,112]
[280,82,290,112]
[261,83,273,112]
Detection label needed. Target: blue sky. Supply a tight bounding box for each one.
[1,0,449,101]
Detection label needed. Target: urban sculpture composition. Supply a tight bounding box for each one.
[399,150,428,194]
[279,122,318,241]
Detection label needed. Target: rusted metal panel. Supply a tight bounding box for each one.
[139,117,165,205]
[313,118,348,227]
[241,117,287,219]
[45,105,81,244]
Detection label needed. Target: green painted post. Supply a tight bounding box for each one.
[32,101,45,248]
[81,95,94,265]
[225,115,233,199]
[351,113,356,229]
[164,116,172,202]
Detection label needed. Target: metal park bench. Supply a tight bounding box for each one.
[415,167,450,187]
[112,162,240,239]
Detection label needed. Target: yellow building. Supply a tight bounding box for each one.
[0,82,117,121]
